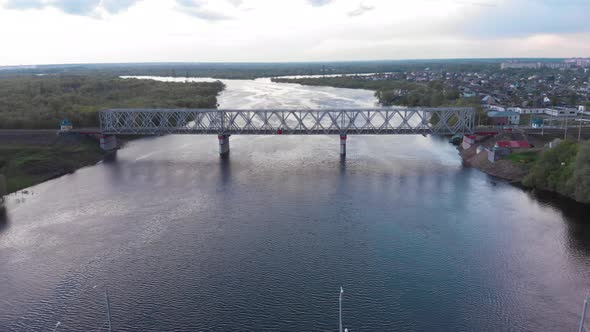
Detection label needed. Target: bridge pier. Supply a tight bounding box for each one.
[100,135,117,151]
[218,134,230,157]
[340,134,347,156]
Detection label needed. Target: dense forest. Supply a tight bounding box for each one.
[0,61,503,80]
[0,75,224,129]
[524,141,590,204]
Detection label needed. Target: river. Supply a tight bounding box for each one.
[1,77,590,331]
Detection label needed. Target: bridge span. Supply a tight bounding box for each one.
[99,108,475,155]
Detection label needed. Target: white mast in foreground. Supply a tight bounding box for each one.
[579,293,590,332]
[339,286,346,332]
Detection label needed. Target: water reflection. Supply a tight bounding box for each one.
[0,207,8,233]
[219,155,232,187]
[525,189,590,257]
[103,149,118,163]
[2,77,590,331]
[339,155,346,176]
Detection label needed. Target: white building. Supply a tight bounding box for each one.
[487,105,506,112]
[565,58,590,67]
[544,108,579,117]
[502,107,579,117]
[513,108,546,115]
[501,61,542,70]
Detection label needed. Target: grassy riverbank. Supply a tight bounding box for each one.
[0,134,105,194]
[523,140,590,203]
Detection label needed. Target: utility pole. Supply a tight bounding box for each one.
[579,115,583,142]
[563,116,567,140]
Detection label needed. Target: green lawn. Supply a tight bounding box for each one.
[503,151,540,164]
[0,138,104,193]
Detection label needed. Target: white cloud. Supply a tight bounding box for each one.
[174,0,249,20]
[0,0,588,66]
[347,2,374,17]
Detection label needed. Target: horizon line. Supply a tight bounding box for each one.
[2,57,590,69]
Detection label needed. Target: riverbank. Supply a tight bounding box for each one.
[459,139,530,183]
[458,133,533,182]
[0,131,107,194]
[458,132,590,204]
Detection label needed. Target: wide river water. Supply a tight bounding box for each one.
[1,77,590,331]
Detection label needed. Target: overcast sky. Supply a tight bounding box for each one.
[0,0,589,66]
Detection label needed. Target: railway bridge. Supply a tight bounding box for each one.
[98,107,475,155]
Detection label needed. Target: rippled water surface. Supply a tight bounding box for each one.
[1,77,590,331]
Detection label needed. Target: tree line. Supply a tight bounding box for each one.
[0,75,224,129]
[0,61,501,80]
[524,141,590,204]
[272,77,488,125]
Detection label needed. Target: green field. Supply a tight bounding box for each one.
[0,137,105,193]
[503,151,540,164]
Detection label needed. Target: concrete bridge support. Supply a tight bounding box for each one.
[218,134,230,157]
[340,134,347,156]
[100,135,118,151]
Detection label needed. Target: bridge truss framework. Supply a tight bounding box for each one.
[99,108,475,136]
[99,108,474,154]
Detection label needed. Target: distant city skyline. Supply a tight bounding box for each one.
[0,0,589,66]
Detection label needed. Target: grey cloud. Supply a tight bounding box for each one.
[348,3,374,17]
[1,0,139,15]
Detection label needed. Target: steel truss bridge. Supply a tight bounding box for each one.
[99,108,475,154]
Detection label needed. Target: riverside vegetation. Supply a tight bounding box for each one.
[0,75,224,193]
[0,75,224,129]
[523,141,590,204]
